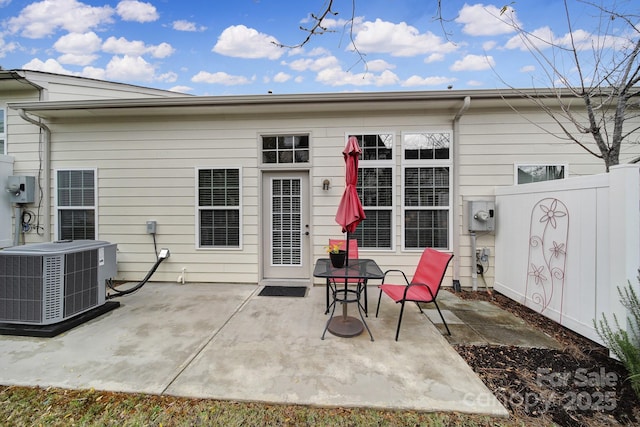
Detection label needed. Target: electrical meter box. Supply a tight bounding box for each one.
[7,175,36,204]
[468,200,495,232]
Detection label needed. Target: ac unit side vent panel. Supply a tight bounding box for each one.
[43,255,64,322]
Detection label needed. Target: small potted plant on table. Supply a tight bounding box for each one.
[326,242,346,268]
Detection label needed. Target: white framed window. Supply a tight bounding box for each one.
[197,167,242,248]
[56,169,97,240]
[515,164,567,184]
[402,132,452,250]
[350,133,394,250]
[261,134,309,164]
[0,107,6,155]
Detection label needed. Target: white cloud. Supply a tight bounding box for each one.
[102,36,174,58]
[80,66,106,80]
[54,32,102,54]
[58,53,99,66]
[157,71,177,82]
[0,36,18,58]
[315,68,399,87]
[172,20,205,32]
[8,0,114,38]
[22,57,75,75]
[456,3,520,36]
[425,53,444,63]
[367,59,395,72]
[192,71,252,85]
[273,72,291,83]
[213,25,283,60]
[168,85,193,93]
[402,75,456,87]
[116,0,158,23]
[285,55,340,72]
[520,65,535,72]
[352,19,457,57]
[467,80,484,87]
[147,42,174,58]
[105,55,155,81]
[482,41,497,51]
[450,54,495,71]
[505,26,554,51]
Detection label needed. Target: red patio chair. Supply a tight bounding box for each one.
[326,239,369,315]
[375,248,453,341]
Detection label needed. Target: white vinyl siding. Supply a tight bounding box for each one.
[56,169,97,240]
[402,132,452,250]
[0,107,5,154]
[197,168,241,248]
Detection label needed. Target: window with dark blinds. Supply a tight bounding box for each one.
[198,168,241,247]
[56,169,96,240]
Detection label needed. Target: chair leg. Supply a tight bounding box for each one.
[395,301,406,341]
[375,288,383,317]
[433,300,451,336]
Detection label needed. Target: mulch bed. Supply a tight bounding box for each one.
[450,289,639,426]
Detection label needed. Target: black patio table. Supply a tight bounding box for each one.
[313,258,384,341]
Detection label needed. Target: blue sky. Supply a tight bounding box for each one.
[0,0,634,95]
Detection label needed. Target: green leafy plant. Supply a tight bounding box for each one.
[594,277,640,398]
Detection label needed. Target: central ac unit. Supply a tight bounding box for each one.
[0,240,117,325]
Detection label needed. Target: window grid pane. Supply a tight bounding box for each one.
[56,170,96,240]
[59,209,95,240]
[353,132,394,250]
[198,168,240,248]
[404,210,448,249]
[404,132,450,160]
[352,134,393,161]
[262,135,309,164]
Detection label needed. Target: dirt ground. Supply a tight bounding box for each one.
[451,289,639,426]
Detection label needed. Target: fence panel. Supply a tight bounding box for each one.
[495,165,639,344]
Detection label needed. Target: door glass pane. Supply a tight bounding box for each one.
[271,178,302,265]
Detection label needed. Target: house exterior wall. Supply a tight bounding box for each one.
[8,100,633,286]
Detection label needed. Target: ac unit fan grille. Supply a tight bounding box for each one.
[0,255,45,323]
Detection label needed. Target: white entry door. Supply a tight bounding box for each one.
[262,172,310,282]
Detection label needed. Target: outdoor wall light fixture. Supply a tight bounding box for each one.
[322,179,331,191]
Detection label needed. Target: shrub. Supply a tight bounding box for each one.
[594,278,640,398]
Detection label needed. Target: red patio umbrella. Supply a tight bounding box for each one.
[335,136,366,264]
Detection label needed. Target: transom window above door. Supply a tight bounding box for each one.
[262,135,309,164]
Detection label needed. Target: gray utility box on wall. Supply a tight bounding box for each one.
[468,201,496,232]
[0,240,117,325]
[6,175,36,204]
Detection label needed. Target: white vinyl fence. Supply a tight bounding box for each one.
[494,165,640,345]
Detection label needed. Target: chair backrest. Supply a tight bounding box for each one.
[328,239,359,259]
[411,248,454,297]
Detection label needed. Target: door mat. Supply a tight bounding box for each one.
[258,286,307,297]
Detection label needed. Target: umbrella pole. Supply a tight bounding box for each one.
[342,231,350,319]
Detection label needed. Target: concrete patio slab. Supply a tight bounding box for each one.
[0,282,508,417]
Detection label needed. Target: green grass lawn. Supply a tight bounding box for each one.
[0,385,521,426]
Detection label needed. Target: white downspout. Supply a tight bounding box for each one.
[17,109,51,240]
[452,96,471,290]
